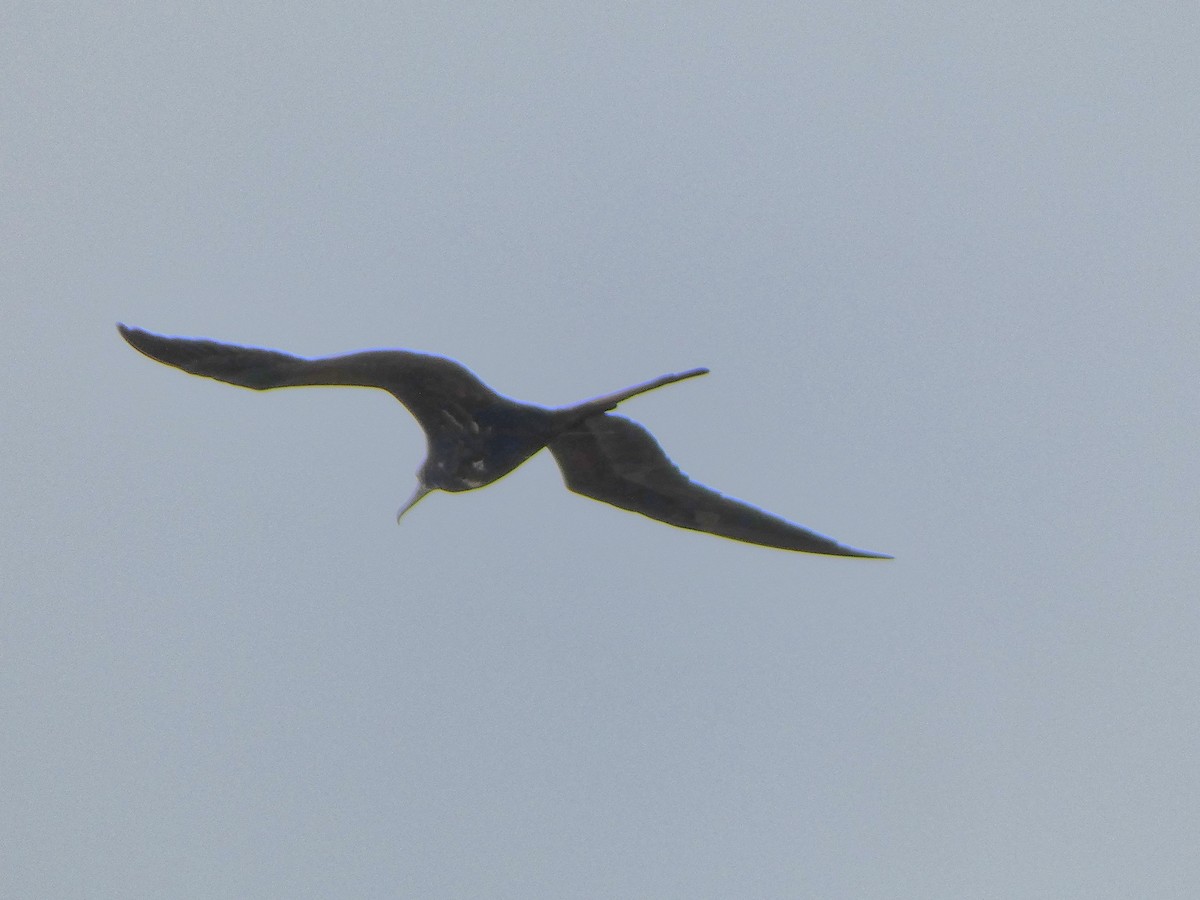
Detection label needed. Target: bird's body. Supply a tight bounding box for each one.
[118,325,889,558]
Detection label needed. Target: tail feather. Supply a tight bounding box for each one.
[560,367,709,423]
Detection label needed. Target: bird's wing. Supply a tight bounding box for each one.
[548,414,890,557]
[119,324,326,389]
[117,324,504,430]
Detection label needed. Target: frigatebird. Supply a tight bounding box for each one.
[118,325,890,558]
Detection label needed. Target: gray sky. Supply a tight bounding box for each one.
[4,3,1198,897]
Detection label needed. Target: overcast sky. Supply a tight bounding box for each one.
[4,3,1199,898]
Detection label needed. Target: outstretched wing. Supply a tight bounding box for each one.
[549,414,890,558]
[119,324,326,390]
[117,324,506,434]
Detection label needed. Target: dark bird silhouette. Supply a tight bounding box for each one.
[117,325,890,558]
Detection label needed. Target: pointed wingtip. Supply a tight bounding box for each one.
[116,323,158,357]
[116,323,142,343]
[837,543,893,559]
[116,323,140,349]
[816,544,893,559]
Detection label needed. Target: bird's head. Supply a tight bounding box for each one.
[397,455,462,522]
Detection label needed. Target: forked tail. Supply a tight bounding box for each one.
[562,367,709,422]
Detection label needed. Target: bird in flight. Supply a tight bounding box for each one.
[118,325,890,558]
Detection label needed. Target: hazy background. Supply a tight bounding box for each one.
[4,3,1198,897]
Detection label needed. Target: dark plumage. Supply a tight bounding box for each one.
[118,324,890,558]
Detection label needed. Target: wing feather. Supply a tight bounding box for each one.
[549,414,890,558]
[118,324,320,390]
[116,324,507,435]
